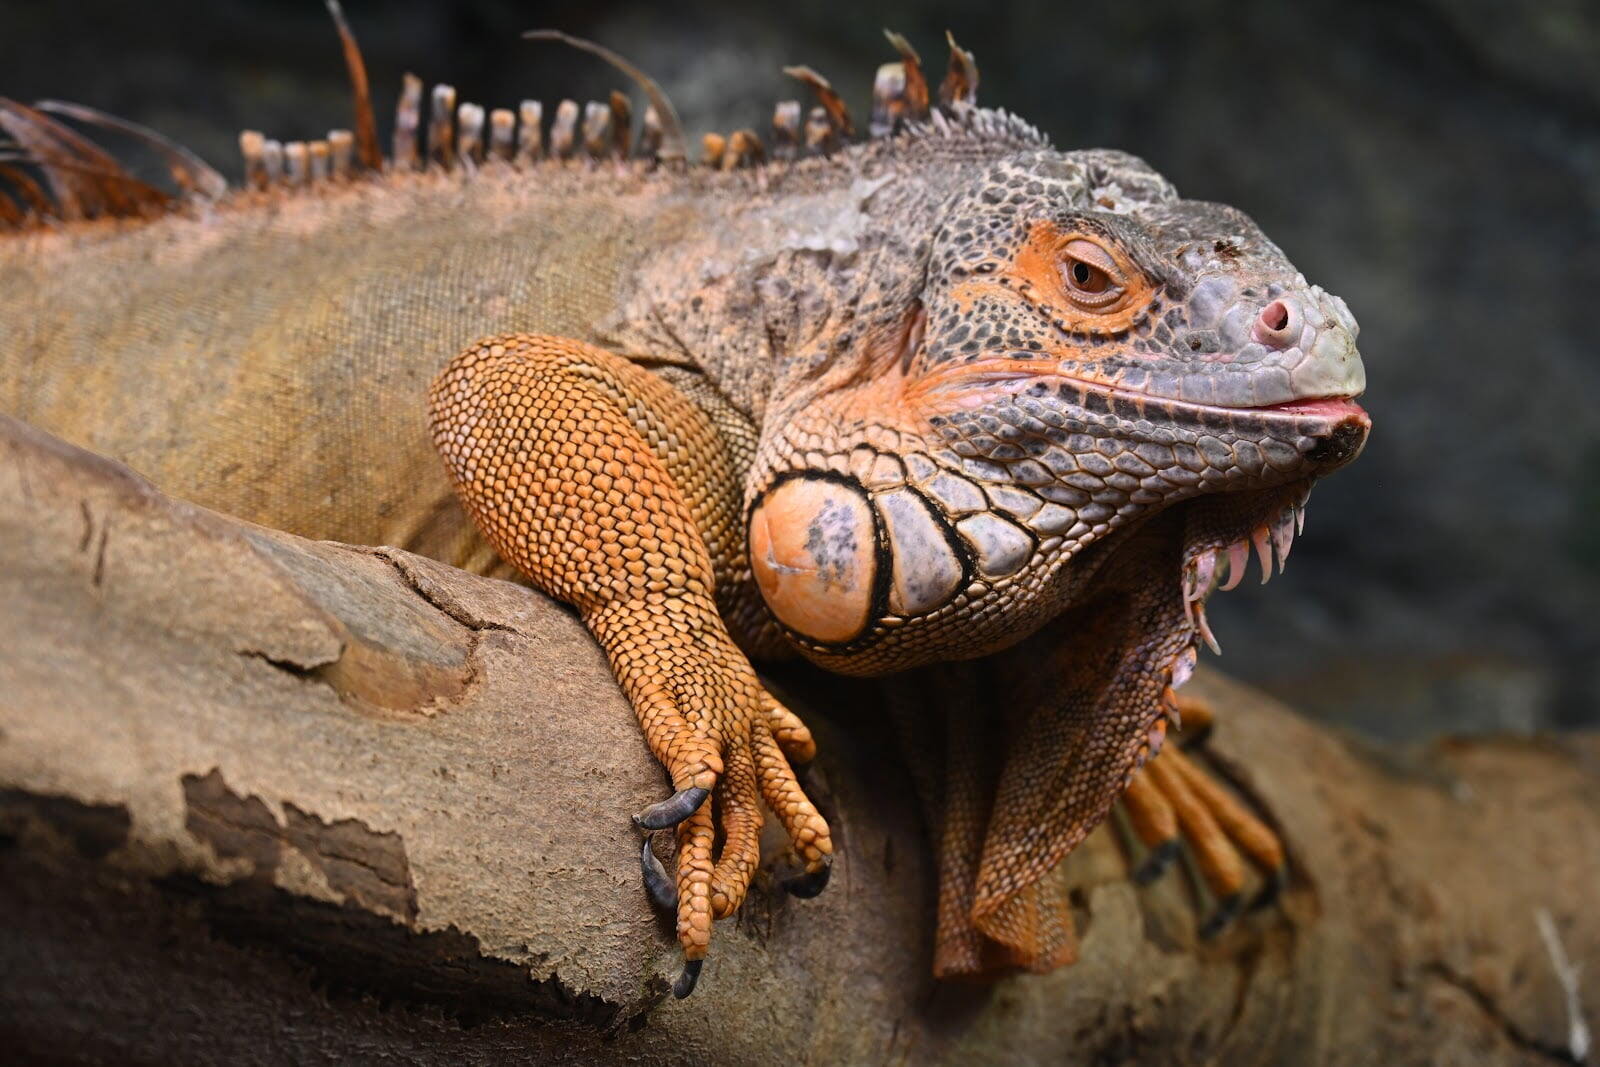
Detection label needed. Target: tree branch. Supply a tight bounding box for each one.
[1,413,1595,1065]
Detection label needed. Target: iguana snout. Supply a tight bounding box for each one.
[1164,269,1367,409]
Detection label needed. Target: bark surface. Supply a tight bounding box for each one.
[2,413,1595,1066]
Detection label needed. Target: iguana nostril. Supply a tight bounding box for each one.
[1252,299,1300,349]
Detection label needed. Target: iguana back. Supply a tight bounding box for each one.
[0,170,702,571]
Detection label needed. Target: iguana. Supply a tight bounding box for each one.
[0,12,1368,997]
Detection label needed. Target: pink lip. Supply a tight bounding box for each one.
[1257,397,1369,420]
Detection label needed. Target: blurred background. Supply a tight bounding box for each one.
[6,0,1597,740]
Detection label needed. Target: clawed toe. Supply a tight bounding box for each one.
[633,785,710,830]
[1132,838,1181,885]
[622,690,831,977]
[640,836,676,911]
[673,958,703,999]
[782,857,832,898]
[1250,865,1288,911]
[1200,891,1245,939]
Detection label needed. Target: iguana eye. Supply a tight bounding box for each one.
[1060,239,1126,309]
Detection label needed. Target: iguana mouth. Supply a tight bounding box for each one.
[1043,375,1370,435]
[919,361,1369,433]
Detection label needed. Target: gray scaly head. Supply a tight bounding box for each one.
[745,141,1370,673]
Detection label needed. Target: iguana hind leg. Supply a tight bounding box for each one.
[1120,695,1287,934]
[429,334,832,996]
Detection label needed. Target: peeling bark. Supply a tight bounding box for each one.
[1,412,1596,1065]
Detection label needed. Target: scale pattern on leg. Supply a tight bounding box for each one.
[429,333,832,967]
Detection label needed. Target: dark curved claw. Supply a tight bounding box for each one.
[632,786,709,830]
[672,958,703,999]
[640,836,676,911]
[782,858,832,899]
[1200,892,1245,939]
[1132,838,1181,885]
[1250,865,1289,911]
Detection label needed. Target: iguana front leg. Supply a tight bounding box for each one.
[428,335,832,996]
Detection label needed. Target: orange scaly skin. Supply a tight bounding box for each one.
[428,335,831,976]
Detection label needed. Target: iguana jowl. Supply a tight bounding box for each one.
[0,18,1369,996]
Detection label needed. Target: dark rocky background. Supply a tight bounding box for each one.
[5,0,1597,739]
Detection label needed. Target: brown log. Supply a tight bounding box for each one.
[0,412,1595,1065]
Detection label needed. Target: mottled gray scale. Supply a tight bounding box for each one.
[922,471,987,515]
[1196,437,1232,467]
[1061,471,1105,493]
[1028,503,1078,534]
[1114,452,1155,476]
[960,457,1009,482]
[804,496,863,591]
[1078,453,1114,477]
[904,453,938,481]
[1159,466,1202,488]
[956,513,1033,577]
[1136,440,1176,465]
[877,488,965,615]
[1039,484,1091,506]
[985,485,1043,519]
[1008,460,1053,486]
[1233,441,1264,476]
[1105,473,1140,492]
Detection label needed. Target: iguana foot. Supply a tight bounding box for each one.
[430,334,833,993]
[1119,694,1285,935]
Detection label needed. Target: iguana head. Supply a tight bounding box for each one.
[920,148,1364,420]
[749,144,1369,674]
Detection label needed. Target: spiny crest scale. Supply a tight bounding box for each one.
[3,17,1052,230]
